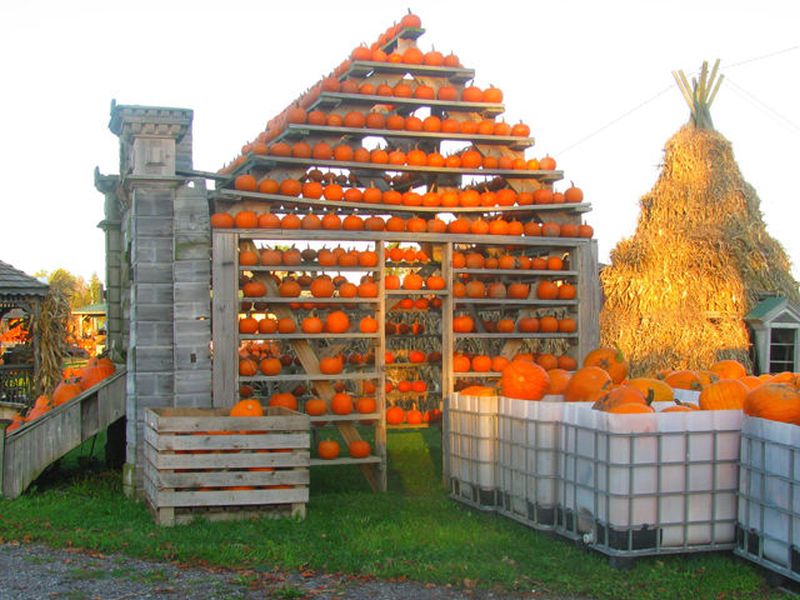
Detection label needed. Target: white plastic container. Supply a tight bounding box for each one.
[496,395,566,528]
[445,393,499,508]
[557,403,742,555]
[736,415,800,581]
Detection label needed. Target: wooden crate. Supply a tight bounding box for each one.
[143,406,310,526]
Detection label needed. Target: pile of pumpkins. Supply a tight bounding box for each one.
[468,347,800,424]
[6,357,116,434]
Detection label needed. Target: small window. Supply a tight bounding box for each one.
[769,327,796,373]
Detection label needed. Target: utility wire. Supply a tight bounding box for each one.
[725,77,800,135]
[556,43,800,156]
[556,85,674,156]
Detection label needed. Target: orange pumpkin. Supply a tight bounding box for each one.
[348,440,372,458]
[501,361,550,401]
[305,398,327,416]
[699,378,749,410]
[592,385,647,411]
[744,383,800,424]
[318,439,340,459]
[230,399,264,417]
[563,366,612,402]
[386,406,405,425]
[583,347,628,384]
[331,393,354,415]
[710,359,748,380]
[268,392,298,411]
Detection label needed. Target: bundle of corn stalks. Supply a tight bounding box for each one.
[601,61,800,376]
[31,281,71,396]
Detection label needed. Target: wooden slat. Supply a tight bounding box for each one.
[454,298,578,306]
[454,332,578,339]
[575,239,601,363]
[309,413,380,423]
[215,189,588,215]
[239,372,379,383]
[308,91,504,117]
[144,461,310,489]
[341,60,475,83]
[454,269,578,277]
[144,428,309,452]
[212,231,238,408]
[226,155,562,183]
[144,443,310,470]
[310,456,382,467]
[276,123,532,149]
[153,486,308,509]
[144,406,309,433]
[227,229,586,249]
[240,333,379,340]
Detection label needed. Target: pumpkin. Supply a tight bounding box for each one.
[607,403,656,414]
[326,310,350,334]
[592,385,647,411]
[386,406,405,425]
[277,317,297,334]
[459,386,496,397]
[406,409,424,425]
[664,369,703,391]
[563,366,612,402]
[501,360,550,401]
[348,440,372,458]
[259,357,282,376]
[744,383,800,423]
[210,213,234,228]
[269,392,298,411]
[320,356,344,375]
[699,378,749,410]
[710,359,747,380]
[582,347,628,384]
[330,392,353,415]
[356,396,377,414]
[546,369,571,395]
[453,354,471,372]
[230,399,263,417]
[52,381,82,406]
[628,377,674,403]
[536,281,559,300]
[318,439,340,460]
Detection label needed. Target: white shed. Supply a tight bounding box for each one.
[745,296,800,375]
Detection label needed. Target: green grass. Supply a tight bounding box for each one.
[0,428,788,599]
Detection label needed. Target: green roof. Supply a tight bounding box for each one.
[73,302,107,316]
[746,296,788,321]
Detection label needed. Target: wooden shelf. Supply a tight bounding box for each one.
[308,91,505,118]
[385,362,437,369]
[380,26,425,52]
[385,289,448,296]
[241,265,379,273]
[455,371,501,378]
[387,423,437,430]
[310,456,382,466]
[342,60,476,84]
[309,413,380,423]
[454,332,579,339]
[385,262,442,268]
[240,333,379,341]
[454,269,579,277]
[454,298,578,306]
[239,372,378,383]
[232,229,588,249]
[216,189,586,215]
[276,123,533,150]
[240,296,380,304]
[225,155,563,183]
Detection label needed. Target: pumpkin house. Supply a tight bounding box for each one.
[96,14,600,495]
[600,61,800,376]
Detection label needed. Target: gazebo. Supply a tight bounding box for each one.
[0,260,49,403]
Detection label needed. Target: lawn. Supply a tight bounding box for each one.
[0,426,787,599]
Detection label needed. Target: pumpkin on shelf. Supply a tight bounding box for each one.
[318,439,341,460]
[230,398,264,417]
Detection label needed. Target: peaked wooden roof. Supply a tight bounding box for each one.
[0,260,49,300]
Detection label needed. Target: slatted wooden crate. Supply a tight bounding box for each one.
[143,406,310,526]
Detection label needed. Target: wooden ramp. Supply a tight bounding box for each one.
[0,369,126,499]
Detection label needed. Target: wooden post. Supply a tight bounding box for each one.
[575,240,600,363]
[212,231,238,407]
[375,240,388,492]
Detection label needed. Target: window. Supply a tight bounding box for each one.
[769,327,796,373]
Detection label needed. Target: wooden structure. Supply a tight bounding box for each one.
[143,406,309,526]
[745,296,800,374]
[210,21,600,491]
[0,369,126,498]
[0,260,49,404]
[98,17,600,496]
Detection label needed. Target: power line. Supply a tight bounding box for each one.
[556,84,674,156]
[556,43,800,156]
[723,44,800,70]
[725,77,800,135]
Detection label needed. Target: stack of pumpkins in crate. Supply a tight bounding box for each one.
[470,347,800,422]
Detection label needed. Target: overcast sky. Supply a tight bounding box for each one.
[1,1,798,282]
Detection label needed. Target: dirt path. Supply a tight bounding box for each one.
[0,542,578,599]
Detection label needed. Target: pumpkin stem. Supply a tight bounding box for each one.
[645,389,655,406]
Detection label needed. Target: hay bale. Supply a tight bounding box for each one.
[601,125,800,376]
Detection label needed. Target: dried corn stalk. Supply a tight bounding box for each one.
[31,284,71,396]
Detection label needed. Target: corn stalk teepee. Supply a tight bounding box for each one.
[600,60,800,376]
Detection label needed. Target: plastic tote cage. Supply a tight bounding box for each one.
[556,403,743,557]
[445,392,499,509]
[736,415,800,582]
[496,395,565,529]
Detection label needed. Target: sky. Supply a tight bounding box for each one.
[1,1,799,283]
